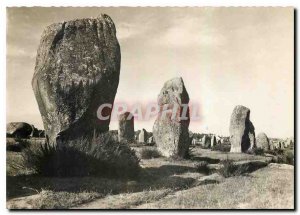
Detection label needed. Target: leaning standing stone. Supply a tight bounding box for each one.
[32,14,121,144]
[229,105,256,153]
[153,77,190,158]
[118,112,134,143]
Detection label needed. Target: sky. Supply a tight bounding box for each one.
[6,7,294,138]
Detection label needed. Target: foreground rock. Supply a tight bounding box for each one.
[256,132,270,150]
[32,14,121,144]
[229,105,256,153]
[153,77,190,158]
[118,112,134,143]
[6,122,33,138]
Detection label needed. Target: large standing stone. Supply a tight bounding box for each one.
[118,112,134,143]
[138,128,148,143]
[202,135,211,148]
[229,105,256,153]
[256,132,270,150]
[6,122,33,138]
[32,14,121,144]
[211,135,217,148]
[153,77,190,158]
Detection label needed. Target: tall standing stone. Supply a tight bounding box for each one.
[229,105,256,153]
[211,135,217,148]
[153,77,190,158]
[32,14,121,144]
[118,112,134,143]
[138,128,148,143]
[256,132,270,150]
[202,135,211,148]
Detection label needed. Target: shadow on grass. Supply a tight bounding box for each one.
[7,164,197,200]
[190,156,220,164]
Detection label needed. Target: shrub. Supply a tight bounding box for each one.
[267,148,284,156]
[7,138,30,152]
[140,148,161,159]
[267,149,294,165]
[271,150,294,165]
[20,133,140,178]
[283,150,294,165]
[195,161,209,174]
[253,148,265,156]
[211,144,231,152]
[218,159,249,178]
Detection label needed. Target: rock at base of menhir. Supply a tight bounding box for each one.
[229,105,256,153]
[138,128,148,143]
[32,14,121,144]
[256,132,270,150]
[6,122,33,139]
[118,112,134,143]
[153,77,190,158]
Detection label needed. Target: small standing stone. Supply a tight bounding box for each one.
[118,112,134,143]
[138,128,148,143]
[211,135,217,148]
[256,132,270,151]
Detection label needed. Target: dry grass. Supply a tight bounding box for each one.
[7,147,199,209]
[7,190,101,209]
[7,145,294,209]
[74,189,172,209]
[136,164,294,209]
[140,148,161,159]
[191,147,273,162]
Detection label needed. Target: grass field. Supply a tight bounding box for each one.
[6,142,294,209]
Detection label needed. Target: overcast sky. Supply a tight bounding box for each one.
[7,7,294,138]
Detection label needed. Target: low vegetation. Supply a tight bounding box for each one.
[140,148,161,159]
[138,164,294,209]
[7,138,30,152]
[211,144,231,152]
[253,148,265,156]
[194,161,210,174]
[7,137,294,209]
[267,149,294,165]
[218,159,248,178]
[15,133,140,178]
